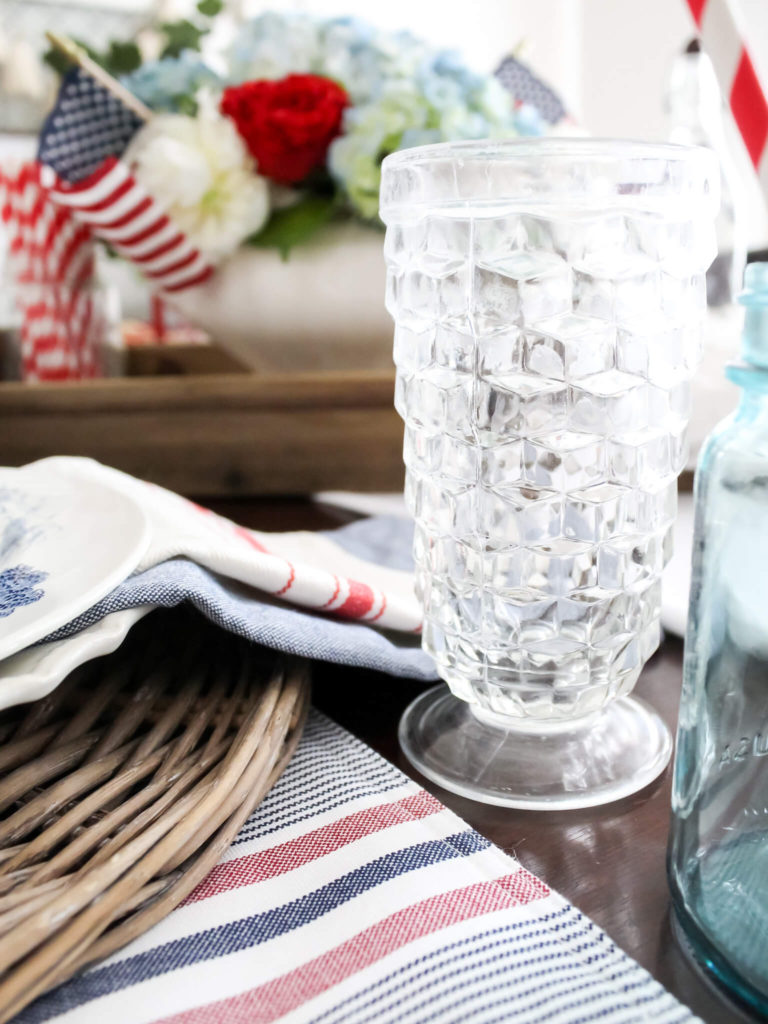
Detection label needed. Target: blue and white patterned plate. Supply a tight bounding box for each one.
[0,460,150,662]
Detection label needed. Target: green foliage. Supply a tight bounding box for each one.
[174,94,199,116]
[43,38,139,77]
[246,196,338,260]
[104,41,141,75]
[160,20,206,59]
[43,0,219,80]
[43,38,98,76]
[197,0,224,17]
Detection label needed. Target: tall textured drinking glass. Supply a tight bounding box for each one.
[380,139,718,808]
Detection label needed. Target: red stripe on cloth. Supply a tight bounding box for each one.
[29,333,63,353]
[321,575,341,609]
[730,49,768,167]
[161,871,550,1024]
[83,195,153,232]
[184,791,443,905]
[112,214,171,248]
[32,364,73,381]
[686,0,707,27]
[130,233,186,264]
[273,561,296,597]
[231,525,269,554]
[335,580,376,619]
[368,592,387,624]
[57,226,93,281]
[74,174,134,214]
[161,266,214,292]
[144,248,199,279]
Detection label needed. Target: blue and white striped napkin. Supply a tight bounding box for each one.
[14,711,697,1024]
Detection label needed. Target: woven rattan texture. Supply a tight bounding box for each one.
[0,608,311,1022]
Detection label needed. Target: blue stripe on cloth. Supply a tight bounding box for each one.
[477,968,674,1024]
[305,901,692,1024]
[313,907,683,1024]
[41,557,438,681]
[232,772,407,845]
[311,908,584,1024]
[232,712,409,844]
[18,831,490,1023]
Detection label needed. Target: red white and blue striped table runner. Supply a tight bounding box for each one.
[15,712,696,1024]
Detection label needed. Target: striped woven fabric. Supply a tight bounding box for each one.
[48,158,214,294]
[15,712,695,1024]
[30,457,423,636]
[686,0,768,198]
[0,155,212,379]
[0,164,97,381]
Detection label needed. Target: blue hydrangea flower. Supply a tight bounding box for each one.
[226,12,321,83]
[220,12,544,217]
[0,564,48,618]
[121,52,221,112]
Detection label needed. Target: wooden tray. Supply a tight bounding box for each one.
[0,370,405,497]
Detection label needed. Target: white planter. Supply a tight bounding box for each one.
[167,221,394,373]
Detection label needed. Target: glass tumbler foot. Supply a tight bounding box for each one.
[399,685,673,810]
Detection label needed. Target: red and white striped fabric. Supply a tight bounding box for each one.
[0,163,98,381]
[47,157,214,294]
[13,711,696,1024]
[33,456,421,633]
[686,0,768,198]
[0,157,214,379]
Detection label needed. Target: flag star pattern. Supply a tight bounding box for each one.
[37,67,143,184]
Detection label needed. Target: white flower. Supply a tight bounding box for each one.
[126,110,270,262]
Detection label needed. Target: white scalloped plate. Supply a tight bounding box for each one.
[0,462,150,662]
[0,605,154,711]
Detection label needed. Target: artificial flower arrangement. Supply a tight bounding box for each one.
[0,9,551,381]
[115,9,546,263]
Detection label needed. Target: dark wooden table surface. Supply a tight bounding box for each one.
[208,495,759,1024]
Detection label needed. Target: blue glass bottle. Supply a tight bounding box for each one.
[668,262,768,1015]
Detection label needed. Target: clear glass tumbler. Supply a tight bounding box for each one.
[380,139,718,809]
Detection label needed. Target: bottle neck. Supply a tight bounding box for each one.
[742,307,768,369]
[723,264,768,403]
[726,364,768,407]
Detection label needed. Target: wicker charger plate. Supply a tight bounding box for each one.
[0,608,311,1022]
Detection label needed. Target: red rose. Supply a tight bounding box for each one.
[221,74,349,185]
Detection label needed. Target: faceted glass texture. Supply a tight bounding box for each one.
[381,140,718,722]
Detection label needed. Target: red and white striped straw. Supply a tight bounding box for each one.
[686,0,768,201]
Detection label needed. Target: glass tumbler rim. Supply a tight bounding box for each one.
[379,136,719,221]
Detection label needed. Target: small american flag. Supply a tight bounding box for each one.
[38,64,214,294]
[37,66,144,184]
[0,65,215,378]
